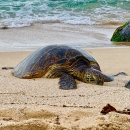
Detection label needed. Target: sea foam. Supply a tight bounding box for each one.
[0,0,130,28]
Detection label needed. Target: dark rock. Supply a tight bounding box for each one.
[111,21,130,42]
[1,26,9,29]
[125,80,130,89]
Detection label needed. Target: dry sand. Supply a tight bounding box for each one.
[0,47,130,130]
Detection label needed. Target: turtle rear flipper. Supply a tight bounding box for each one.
[113,72,128,76]
[59,73,77,89]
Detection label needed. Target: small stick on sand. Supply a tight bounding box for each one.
[2,67,14,70]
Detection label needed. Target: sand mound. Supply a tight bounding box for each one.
[0,108,130,130]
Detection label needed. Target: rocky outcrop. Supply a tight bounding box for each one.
[111,21,130,42]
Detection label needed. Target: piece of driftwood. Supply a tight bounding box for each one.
[101,104,130,115]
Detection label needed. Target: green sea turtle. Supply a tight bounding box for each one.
[12,45,114,89]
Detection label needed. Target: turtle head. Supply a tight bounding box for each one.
[84,68,114,85]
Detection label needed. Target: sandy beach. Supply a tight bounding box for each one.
[0,23,130,129]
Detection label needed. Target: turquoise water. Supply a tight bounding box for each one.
[0,0,130,27]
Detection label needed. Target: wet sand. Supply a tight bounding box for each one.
[0,23,122,51]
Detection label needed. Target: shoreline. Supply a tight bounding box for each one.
[0,46,130,53]
[0,23,124,52]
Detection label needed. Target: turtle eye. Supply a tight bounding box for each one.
[86,73,95,82]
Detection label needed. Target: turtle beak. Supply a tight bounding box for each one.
[93,71,114,83]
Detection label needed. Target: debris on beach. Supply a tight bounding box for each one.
[101,104,130,115]
[100,104,117,114]
[2,67,14,70]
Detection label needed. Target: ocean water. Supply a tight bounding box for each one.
[0,0,130,28]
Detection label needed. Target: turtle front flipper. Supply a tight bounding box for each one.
[59,73,77,89]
